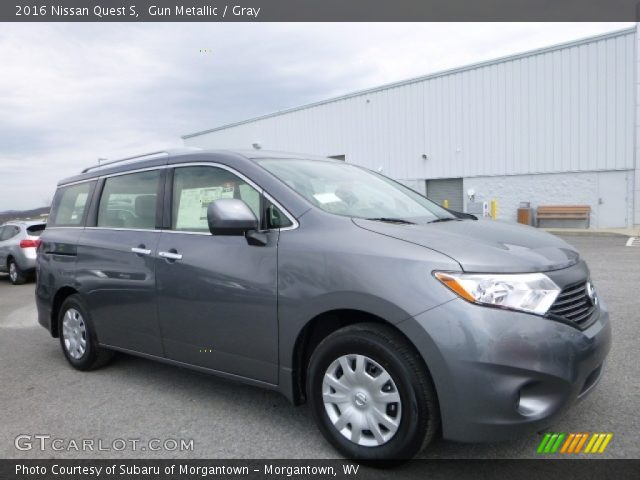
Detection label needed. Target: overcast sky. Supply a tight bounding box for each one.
[0,22,634,210]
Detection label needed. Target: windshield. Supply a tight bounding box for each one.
[257,159,456,223]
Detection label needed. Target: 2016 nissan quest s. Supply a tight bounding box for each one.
[36,149,611,460]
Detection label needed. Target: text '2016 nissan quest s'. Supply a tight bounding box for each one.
[36,149,611,461]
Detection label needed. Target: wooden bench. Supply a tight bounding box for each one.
[536,205,591,228]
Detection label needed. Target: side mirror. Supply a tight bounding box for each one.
[207,198,259,236]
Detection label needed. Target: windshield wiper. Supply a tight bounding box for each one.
[364,217,416,225]
[427,217,460,224]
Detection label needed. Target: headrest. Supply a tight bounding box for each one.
[135,195,156,220]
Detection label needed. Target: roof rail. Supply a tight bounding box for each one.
[81,147,201,173]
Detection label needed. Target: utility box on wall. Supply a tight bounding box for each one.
[467,201,490,218]
[517,201,533,226]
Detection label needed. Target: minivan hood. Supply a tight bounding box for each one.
[353,218,579,273]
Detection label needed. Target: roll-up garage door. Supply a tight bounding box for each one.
[426,178,463,211]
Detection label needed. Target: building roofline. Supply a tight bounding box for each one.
[182,26,636,140]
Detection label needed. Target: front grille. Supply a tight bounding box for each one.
[548,282,597,328]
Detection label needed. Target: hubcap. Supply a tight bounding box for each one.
[9,262,17,282]
[62,308,87,360]
[322,354,402,447]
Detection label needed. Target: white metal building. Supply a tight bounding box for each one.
[184,26,640,228]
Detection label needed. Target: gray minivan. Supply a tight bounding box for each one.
[36,149,611,460]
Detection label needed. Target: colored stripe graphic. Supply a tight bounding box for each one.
[584,433,598,453]
[567,433,583,453]
[560,433,575,454]
[550,433,565,453]
[545,433,559,453]
[585,433,614,454]
[537,433,552,454]
[543,433,614,455]
[598,433,614,453]
[574,433,589,453]
[537,433,566,454]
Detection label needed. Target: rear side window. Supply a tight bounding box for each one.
[6,226,20,239]
[49,182,95,227]
[0,226,20,241]
[26,224,46,236]
[97,170,161,230]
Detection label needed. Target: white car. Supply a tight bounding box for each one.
[0,221,46,284]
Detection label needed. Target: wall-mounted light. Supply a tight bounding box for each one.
[421,154,428,160]
[252,142,262,150]
[467,188,476,202]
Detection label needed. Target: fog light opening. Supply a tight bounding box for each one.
[517,382,556,417]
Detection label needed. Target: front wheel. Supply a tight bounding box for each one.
[307,323,440,462]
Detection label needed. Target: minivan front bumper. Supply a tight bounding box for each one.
[399,296,611,443]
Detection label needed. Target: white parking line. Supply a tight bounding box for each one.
[2,304,39,329]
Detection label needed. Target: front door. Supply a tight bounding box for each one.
[156,165,279,384]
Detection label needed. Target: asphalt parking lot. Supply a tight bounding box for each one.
[0,234,638,460]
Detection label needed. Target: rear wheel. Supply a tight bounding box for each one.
[8,258,27,285]
[59,295,114,370]
[307,323,439,462]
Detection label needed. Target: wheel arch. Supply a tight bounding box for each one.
[288,309,439,410]
[50,286,79,338]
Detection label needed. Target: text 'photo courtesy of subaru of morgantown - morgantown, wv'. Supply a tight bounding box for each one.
[35,148,611,461]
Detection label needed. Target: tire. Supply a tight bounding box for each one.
[307,323,440,462]
[58,294,114,370]
[8,258,27,285]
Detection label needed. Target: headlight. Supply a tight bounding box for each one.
[434,271,561,315]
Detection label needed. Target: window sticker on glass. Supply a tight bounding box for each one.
[239,184,260,216]
[70,192,89,221]
[75,192,88,207]
[313,192,342,204]
[176,185,235,230]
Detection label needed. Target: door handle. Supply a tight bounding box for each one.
[158,251,183,261]
[131,247,152,255]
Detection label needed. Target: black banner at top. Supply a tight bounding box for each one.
[2,0,640,22]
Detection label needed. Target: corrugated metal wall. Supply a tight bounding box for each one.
[185,29,636,182]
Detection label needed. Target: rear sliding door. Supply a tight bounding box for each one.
[78,169,164,356]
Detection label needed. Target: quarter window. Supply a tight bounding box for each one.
[49,182,95,227]
[0,226,20,241]
[266,202,293,229]
[172,166,261,232]
[6,226,20,239]
[98,170,160,230]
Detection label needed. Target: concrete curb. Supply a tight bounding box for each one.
[542,228,638,237]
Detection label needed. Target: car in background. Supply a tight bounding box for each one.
[0,221,46,284]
